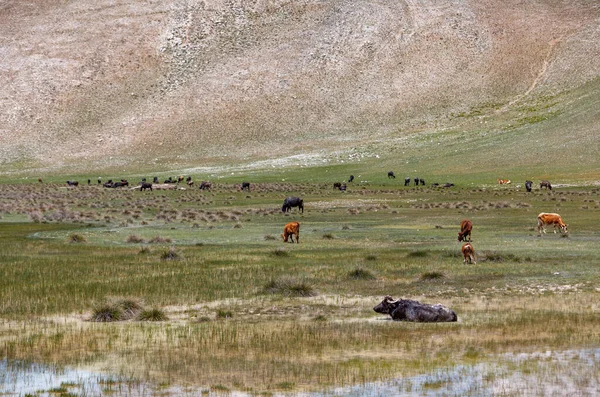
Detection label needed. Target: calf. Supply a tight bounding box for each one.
[525,180,533,192]
[404,177,410,186]
[420,178,425,186]
[458,220,473,242]
[462,243,476,264]
[414,177,419,186]
[241,182,250,191]
[282,197,304,213]
[388,171,396,179]
[373,296,457,322]
[140,182,153,191]
[348,175,354,183]
[540,180,552,190]
[281,221,300,243]
[537,212,567,235]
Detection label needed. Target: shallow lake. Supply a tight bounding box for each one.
[2,348,599,396]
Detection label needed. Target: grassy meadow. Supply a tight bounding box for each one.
[0,178,599,394]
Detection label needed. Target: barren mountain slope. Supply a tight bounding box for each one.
[1,0,599,173]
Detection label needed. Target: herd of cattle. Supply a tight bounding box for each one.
[59,173,570,324]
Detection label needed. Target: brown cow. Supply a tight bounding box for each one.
[497,179,511,184]
[540,180,552,190]
[458,220,473,242]
[537,212,568,235]
[462,243,476,264]
[282,221,300,243]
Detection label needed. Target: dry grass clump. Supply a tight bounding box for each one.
[137,308,168,321]
[160,247,181,261]
[126,234,145,243]
[270,248,290,257]
[264,234,278,241]
[347,267,376,280]
[68,233,87,243]
[421,271,446,280]
[407,250,429,257]
[263,277,317,297]
[149,236,172,244]
[90,298,143,322]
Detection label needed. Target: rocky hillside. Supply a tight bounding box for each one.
[1,0,599,174]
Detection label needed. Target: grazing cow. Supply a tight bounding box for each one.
[187,180,194,187]
[442,183,454,188]
[404,177,411,186]
[241,182,251,191]
[373,296,457,322]
[199,181,212,190]
[140,182,153,191]
[420,178,425,186]
[498,179,511,184]
[281,221,300,243]
[388,171,396,179]
[458,220,473,242]
[525,180,533,192]
[333,182,342,190]
[282,197,304,213]
[103,180,114,188]
[537,212,568,235]
[540,180,552,190]
[339,183,347,191]
[348,175,354,183]
[414,177,419,186]
[462,243,476,264]
[177,176,185,183]
[66,181,79,187]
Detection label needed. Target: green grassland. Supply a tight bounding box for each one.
[0,180,599,394]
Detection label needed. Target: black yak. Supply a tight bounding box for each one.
[373,296,457,322]
[282,197,304,213]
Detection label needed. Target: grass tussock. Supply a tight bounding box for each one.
[137,308,168,321]
[90,298,143,322]
[160,247,181,261]
[270,248,290,257]
[421,271,446,280]
[348,267,376,280]
[149,236,172,244]
[407,250,429,258]
[126,234,145,243]
[68,233,87,243]
[263,277,317,297]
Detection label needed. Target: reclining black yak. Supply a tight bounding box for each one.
[373,296,457,322]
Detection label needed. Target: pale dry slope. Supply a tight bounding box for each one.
[1,0,599,173]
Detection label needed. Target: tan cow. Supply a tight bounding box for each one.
[537,212,568,235]
[458,219,473,242]
[461,243,476,264]
[282,221,300,243]
[497,179,511,184]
